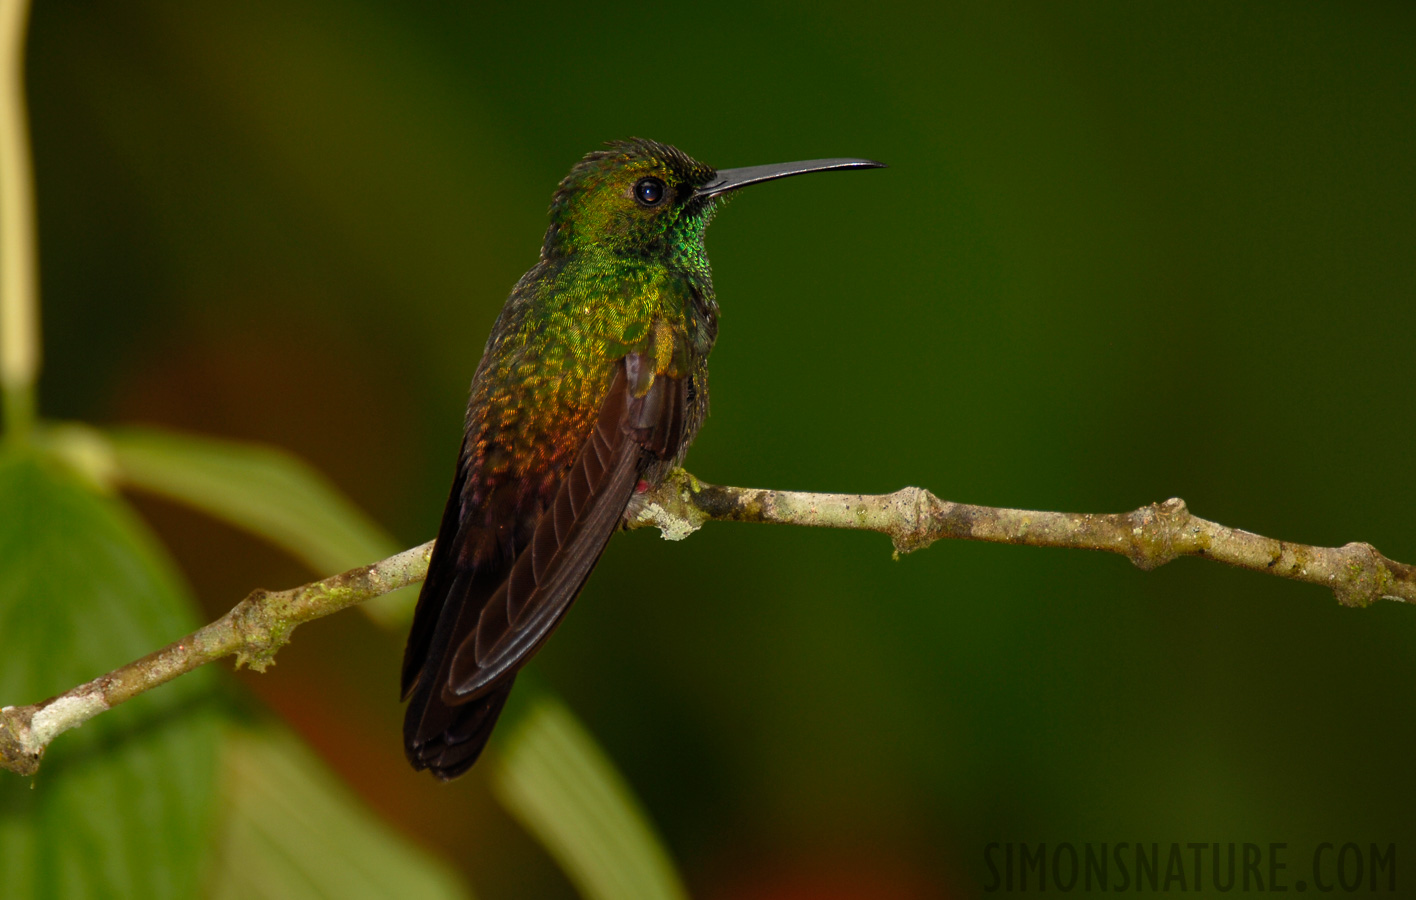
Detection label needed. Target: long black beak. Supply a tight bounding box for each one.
[695,158,885,199]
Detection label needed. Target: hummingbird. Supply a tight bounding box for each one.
[402,139,883,779]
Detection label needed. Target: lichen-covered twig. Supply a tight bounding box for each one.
[4,472,1412,776]
[0,541,434,776]
[628,471,1415,607]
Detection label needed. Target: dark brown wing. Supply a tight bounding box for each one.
[402,353,688,779]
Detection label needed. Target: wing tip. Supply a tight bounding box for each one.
[405,742,485,781]
[403,676,516,780]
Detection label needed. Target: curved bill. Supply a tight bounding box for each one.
[695,158,886,199]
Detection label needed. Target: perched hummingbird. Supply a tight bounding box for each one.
[402,139,883,779]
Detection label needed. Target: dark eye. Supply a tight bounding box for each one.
[633,177,666,207]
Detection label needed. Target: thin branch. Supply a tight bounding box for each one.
[628,472,1414,606]
[4,472,1412,776]
[0,541,433,776]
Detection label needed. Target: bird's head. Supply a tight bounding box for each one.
[542,138,883,271]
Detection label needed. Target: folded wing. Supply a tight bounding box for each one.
[402,353,688,779]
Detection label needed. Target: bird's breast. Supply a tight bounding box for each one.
[460,265,711,517]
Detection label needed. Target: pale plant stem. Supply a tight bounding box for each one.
[0,0,38,443]
[2,471,1412,776]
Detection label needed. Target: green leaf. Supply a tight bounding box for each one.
[99,425,415,627]
[208,723,471,900]
[492,695,688,900]
[0,451,223,900]
[103,425,400,572]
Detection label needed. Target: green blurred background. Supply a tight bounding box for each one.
[20,1,1416,896]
